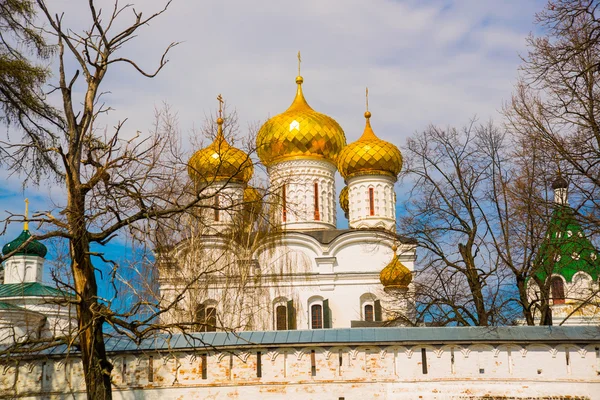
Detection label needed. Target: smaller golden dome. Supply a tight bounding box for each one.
[188,117,253,186]
[256,75,346,166]
[339,186,349,216]
[380,247,412,289]
[338,111,403,180]
[243,185,262,212]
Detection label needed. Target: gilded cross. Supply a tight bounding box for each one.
[366,87,369,112]
[24,198,29,230]
[217,94,224,118]
[297,51,301,75]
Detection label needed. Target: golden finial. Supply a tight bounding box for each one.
[365,87,371,119]
[24,198,29,231]
[391,243,398,253]
[296,51,303,84]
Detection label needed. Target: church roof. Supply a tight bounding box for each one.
[534,205,600,282]
[24,326,600,356]
[0,282,69,298]
[295,229,416,245]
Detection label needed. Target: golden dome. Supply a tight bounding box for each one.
[188,117,253,185]
[338,111,403,180]
[380,247,412,289]
[256,75,347,166]
[244,185,262,209]
[339,186,349,216]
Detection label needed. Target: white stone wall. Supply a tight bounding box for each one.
[347,175,396,231]
[269,159,337,230]
[3,340,599,399]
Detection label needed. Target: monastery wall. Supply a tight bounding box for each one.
[1,327,598,399]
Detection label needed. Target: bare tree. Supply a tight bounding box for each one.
[399,121,557,326]
[505,0,600,230]
[0,2,257,398]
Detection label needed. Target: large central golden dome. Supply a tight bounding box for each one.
[256,76,346,166]
[337,111,403,180]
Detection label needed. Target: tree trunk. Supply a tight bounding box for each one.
[516,277,534,325]
[69,192,113,399]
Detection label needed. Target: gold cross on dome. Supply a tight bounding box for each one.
[366,87,369,112]
[217,94,224,118]
[24,198,29,230]
[297,51,301,75]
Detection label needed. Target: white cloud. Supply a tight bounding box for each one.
[0,0,548,236]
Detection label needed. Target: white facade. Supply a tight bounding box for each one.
[159,230,416,331]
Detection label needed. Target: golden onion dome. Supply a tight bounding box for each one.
[339,186,349,217]
[338,111,403,180]
[188,117,253,185]
[256,75,347,166]
[380,246,412,289]
[243,185,262,214]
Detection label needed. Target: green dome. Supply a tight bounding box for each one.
[2,230,47,258]
[534,206,600,282]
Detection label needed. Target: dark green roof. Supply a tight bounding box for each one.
[0,282,68,298]
[0,301,25,310]
[535,205,600,282]
[2,230,47,258]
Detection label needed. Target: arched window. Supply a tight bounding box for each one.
[214,195,220,222]
[369,188,375,216]
[364,304,374,322]
[196,303,218,332]
[551,277,565,304]
[311,304,323,329]
[276,305,287,330]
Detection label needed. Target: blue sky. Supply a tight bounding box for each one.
[0,0,548,291]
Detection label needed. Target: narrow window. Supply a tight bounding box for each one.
[206,307,217,332]
[364,304,374,322]
[276,305,287,330]
[229,353,233,380]
[450,347,455,374]
[201,353,207,380]
[282,184,287,222]
[369,188,375,216]
[257,351,262,378]
[310,350,316,376]
[338,349,343,376]
[421,348,428,374]
[122,357,127,382]
[214,195,220,222]
[148,356,154,382]
[311,304,323,329]
[551,277,565,304]
[314,182,320,221]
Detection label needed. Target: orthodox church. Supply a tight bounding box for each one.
[528,177,600,325]
[0,202,74,344]
[158,69,417,332]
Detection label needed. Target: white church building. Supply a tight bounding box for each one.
[0,70,599,399]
